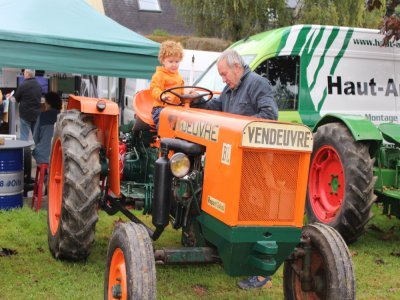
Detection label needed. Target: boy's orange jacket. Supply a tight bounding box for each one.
[150,66,184,107]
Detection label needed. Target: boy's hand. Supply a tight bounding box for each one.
[161,95,170,101]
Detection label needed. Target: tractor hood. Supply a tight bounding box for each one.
[159,107,313,228]
[159,107,313,153]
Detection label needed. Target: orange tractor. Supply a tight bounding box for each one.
[47,87,355,299]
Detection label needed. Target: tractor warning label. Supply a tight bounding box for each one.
[207,195,225,213]
[242,122,313,151]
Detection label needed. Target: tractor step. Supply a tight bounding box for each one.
[154,247,220,264]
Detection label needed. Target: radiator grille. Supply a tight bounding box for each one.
[238,151,300,223]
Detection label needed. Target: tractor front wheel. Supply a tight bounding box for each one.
[283,223,355,300]
[47,110,101,260]
[306,122,376,243]
[104,222,156,300]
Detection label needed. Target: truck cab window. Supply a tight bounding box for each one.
[254,56,300,111]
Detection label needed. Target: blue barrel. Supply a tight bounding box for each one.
[0,147,24,209]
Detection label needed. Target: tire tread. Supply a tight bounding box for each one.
[48,111,101,261]
[307,122,375,243]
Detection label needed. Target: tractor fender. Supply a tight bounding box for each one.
[66,95,120,196]
[67,95,119,115]
[314,113,382,156]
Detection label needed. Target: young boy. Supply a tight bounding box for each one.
[150,40,184,129]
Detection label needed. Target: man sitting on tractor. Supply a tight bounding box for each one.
[197,49,278,289]
[198,49,278,121]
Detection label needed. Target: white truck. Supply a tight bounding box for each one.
[195,24,400,243]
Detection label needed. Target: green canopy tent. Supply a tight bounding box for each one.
[0,0,159,79]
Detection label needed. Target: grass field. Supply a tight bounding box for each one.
[0,203,399,299]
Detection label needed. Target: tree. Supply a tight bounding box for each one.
[172,0,390,42]
[296,0,339,25]
[361,2,385,29]
[296,0,381,27]
[335,0,365,26]
[367,0,400,45]
[171,0,291,41]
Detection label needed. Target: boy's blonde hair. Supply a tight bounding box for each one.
[158,40,184,63]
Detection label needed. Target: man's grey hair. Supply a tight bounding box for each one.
[217,49,245,69]
[24,69,35,78]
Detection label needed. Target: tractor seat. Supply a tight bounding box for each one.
[133,90,155,131]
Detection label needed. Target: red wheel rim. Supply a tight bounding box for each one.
[108,248,127,300]
[49,138,64,235]
[308,145,345,223]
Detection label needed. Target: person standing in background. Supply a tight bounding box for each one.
[14,69,42,141]
[32,92,62,165]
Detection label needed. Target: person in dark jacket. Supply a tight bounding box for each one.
[32,92,61,164]
[196,49,277,290]
[201,49,278,120]
[14,69,42,141]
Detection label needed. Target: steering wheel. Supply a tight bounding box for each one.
[160,86,213,107]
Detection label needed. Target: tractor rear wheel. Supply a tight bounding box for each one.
[306,122,376,243]
[104,222,156,300]
[47,110,101,260]
[283,223,355,300]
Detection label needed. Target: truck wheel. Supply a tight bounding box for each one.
[104,222,156,300]
[47,110,101,260]
[283,223,355,300]
[307,122,376,243]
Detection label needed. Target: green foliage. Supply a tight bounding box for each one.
[0,204,399,299]
[361,6,386,29]
[298,1,339,25]
[335,0,365,27]
[171,0,388,42]
[171,0,291,41]
[297,0,383,28]
[153,29,170,36]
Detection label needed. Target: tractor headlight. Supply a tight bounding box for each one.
[170,153,190,178]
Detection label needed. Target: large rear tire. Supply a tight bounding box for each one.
[104,222,156,300]
[306,122,376,243]
[47,110,101,260]
[283,223,355,300]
